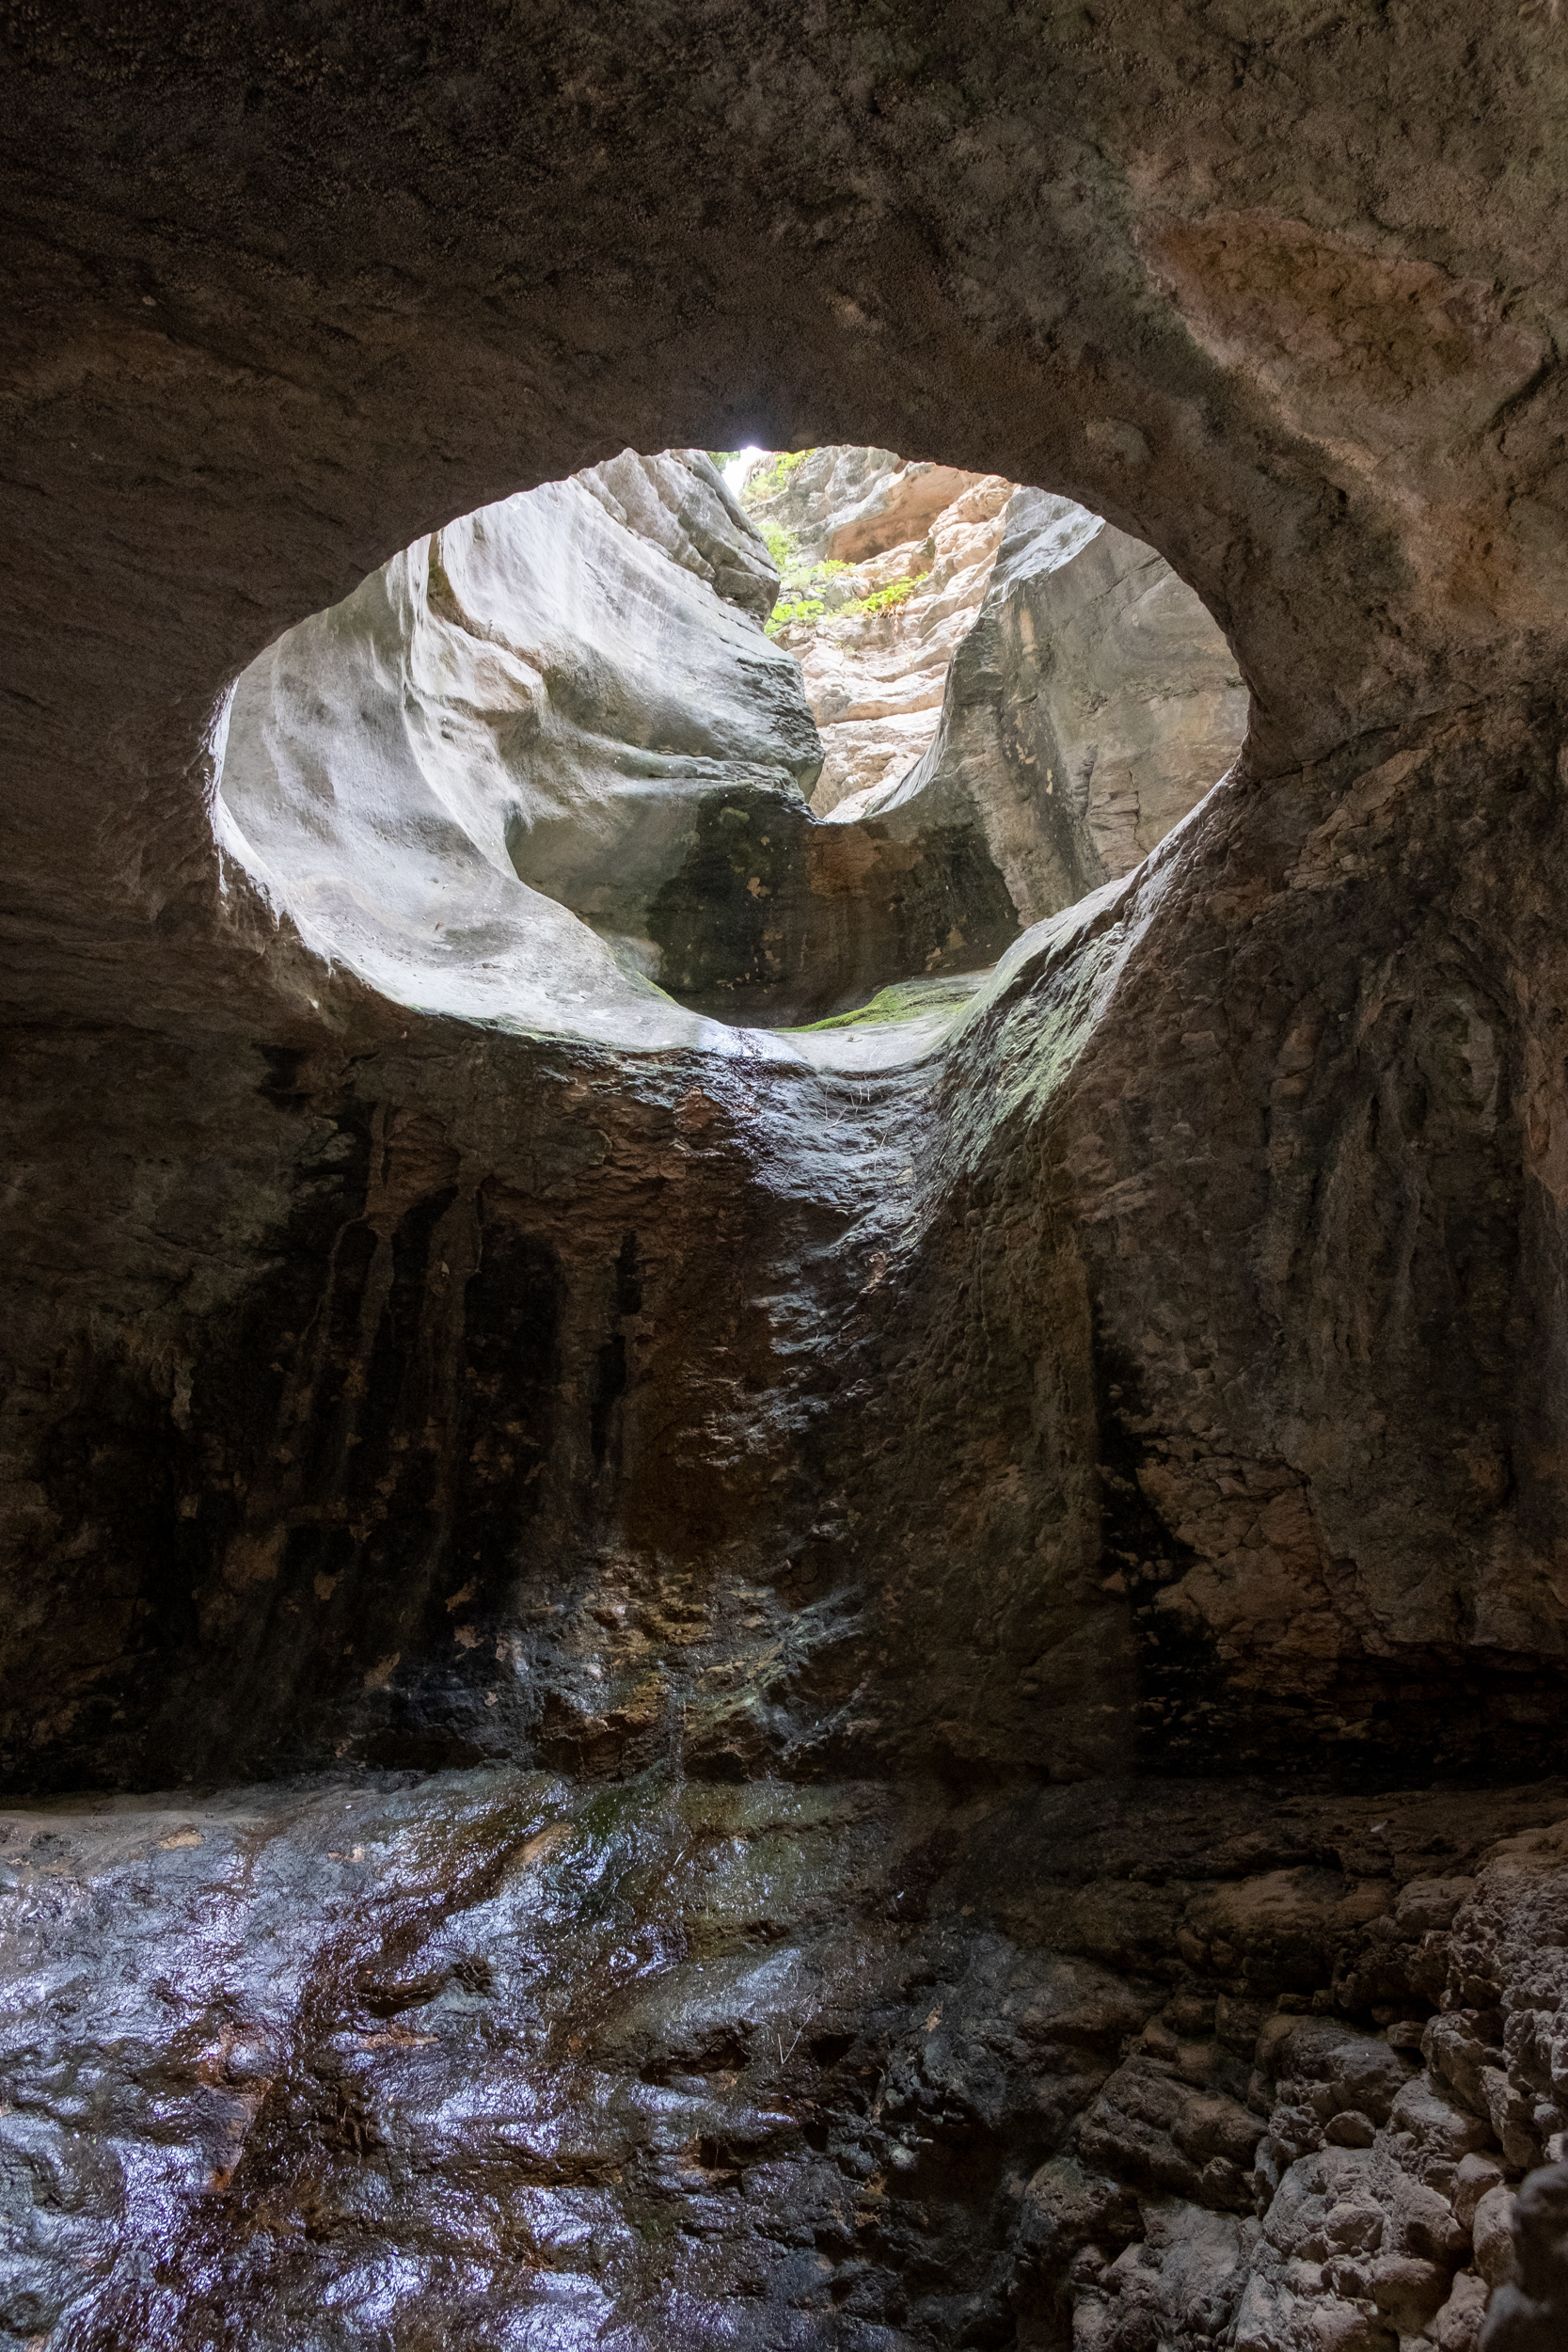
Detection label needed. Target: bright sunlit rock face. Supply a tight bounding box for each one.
[215,441,1015,1050]
[746,452,1249,910]
[214,450,817,1055]
[214,445,924,1049]
[215,444,1247,1056]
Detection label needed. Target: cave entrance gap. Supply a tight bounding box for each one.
[213,443,1246,1056]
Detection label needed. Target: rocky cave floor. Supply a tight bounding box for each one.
[3,1762,1566,2349]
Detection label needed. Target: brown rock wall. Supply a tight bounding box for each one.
[833,695,1568,1784]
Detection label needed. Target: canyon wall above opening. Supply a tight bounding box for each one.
[6,6,1568,2346]
[214,443,1244,1037]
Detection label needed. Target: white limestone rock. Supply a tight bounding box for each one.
[744,443,975,567]
[787,471,1016,816]
[215,450,821,1049]
[828,485,1249,930]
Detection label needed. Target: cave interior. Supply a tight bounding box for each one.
[5,7,1568,2348]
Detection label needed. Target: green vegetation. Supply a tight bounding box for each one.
[787,971,985,1032]
[793,984,923,1029]
[744,446,815,502]
[740,446,928,639]
[761,545,851,640]
[769,550,851,598]
[758,518,795,569]
[837,572,925,620]
[764,563,930,639]
[764,596,824,639]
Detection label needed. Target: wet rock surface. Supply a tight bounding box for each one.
[3,1775,1566,2348]
[22,690,1568,1808]
[9,635,1568,2352]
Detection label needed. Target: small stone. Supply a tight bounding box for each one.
[1473,2181,1519,2287]
[1452,2150,1506,2233]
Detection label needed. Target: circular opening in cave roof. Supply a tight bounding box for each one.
[213,444,1247,1063]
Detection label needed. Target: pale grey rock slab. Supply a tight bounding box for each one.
[820,460,985,564]
[827,486,1248,931]
[215,451,822,1049]
[579,447,780,624]
[742,445,907,565]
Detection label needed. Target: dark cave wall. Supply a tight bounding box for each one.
[847,694,1568,1791]
[0,1028,851,1792]
[4,3,1568,1798]
[8,694,1568,1799]
[8,20,1568,2344]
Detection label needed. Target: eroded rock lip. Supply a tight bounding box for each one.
[216,444,1244,1035]
[215,449,823,1046]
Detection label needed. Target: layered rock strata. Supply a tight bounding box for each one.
[746,450,1018,815]
[823,486,1249,925]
